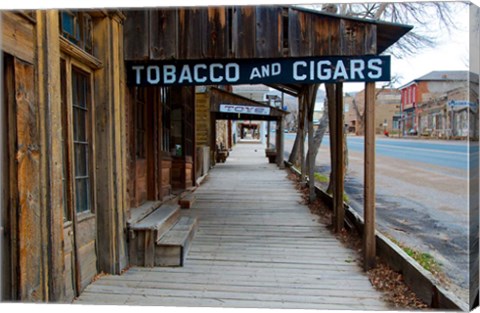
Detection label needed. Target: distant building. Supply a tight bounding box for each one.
[399,71,472,136]
[232,84,270,102]
[417,83,479,139]
[345,88,401,135]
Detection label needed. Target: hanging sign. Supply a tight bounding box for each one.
[219,104,271,116]
[126,55,390,86]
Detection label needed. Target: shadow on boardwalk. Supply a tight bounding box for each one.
[75,143,390,310]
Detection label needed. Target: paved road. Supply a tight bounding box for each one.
[281,133,474,303]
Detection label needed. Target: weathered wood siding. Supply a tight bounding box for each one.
[1,12,35,63]
[195,92,211,147]
[14,58,43,301]
[124,7,386,61]
[150,9,178,59]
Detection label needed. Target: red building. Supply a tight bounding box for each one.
[399,71,470,136]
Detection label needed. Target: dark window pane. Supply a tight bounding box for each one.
[60,60,70,221]
[62,12,75,37]
[75,178,90,213]
[74,143,88,177]
[72,68,91,214]
[73,107,87,142]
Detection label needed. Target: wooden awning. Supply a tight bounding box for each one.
[124,6,412,61]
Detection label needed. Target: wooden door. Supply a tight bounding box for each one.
[61,60,98,298]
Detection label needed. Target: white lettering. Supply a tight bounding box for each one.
[147,66,160,84]
[193,64,207,83]
[163,65,176,84]
[225,63,240,82]
[310,61,315,80]
[261,65,269,77]
[350,60,365,80]
[317,60,332,80]
[250,67,262,80]
[178,65,193,83]
[333,60,348,80]
[271,63,281,76]
[367,59,383,79]
[210,63,223,83]
[293,61,307,81]
[132,65,145,84]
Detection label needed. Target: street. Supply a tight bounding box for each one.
[282,133,473,302]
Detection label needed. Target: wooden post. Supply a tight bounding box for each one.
[210,113,217,166]
[299,92,307,184]
[266,121,270,148]
[364,82,376,270]
[333,83,345,232]
[276,117,285,168]
[307,85,316,202]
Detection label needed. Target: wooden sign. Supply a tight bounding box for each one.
[219,104,271,116]
[127,55,391,86]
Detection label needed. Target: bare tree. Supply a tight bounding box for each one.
[288,1,465,194]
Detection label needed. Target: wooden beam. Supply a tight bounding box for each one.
[333,83,344,233]
[364,82,376,270]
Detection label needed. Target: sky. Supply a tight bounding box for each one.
[330,1,471,93]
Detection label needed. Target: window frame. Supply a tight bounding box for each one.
[60,10,94,55]
[61,55,97,221]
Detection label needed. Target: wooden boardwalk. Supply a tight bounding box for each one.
[76,143,390,310]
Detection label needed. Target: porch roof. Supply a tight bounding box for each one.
[124,6,412,61]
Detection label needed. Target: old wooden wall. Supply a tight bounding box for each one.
[124,7,381,61]
[195,92,211,147]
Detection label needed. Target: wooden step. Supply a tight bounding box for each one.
[129,200,181,267]
[127,201,162,226]
[179,193,196,209]
[155,216,198,267]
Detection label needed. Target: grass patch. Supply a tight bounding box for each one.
[314,172,329,183]
[402,248,438,272]
[389,238,441,273]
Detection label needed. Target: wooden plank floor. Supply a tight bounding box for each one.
[76,143,390,310]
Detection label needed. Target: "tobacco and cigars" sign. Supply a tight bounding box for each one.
[126,56,390,86]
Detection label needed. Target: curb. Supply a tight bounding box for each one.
[285,162,469,311]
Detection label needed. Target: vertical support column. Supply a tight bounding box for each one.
[299,93,307,183]
[276,117,285,168]
[364,82,376,270]
[210,113,217,166]
[307,106,315,202]
[266,121,270,148]
[306,85,318,203]
[94,13,128,275]
[37,10,65,301]
[333,83,344,232]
